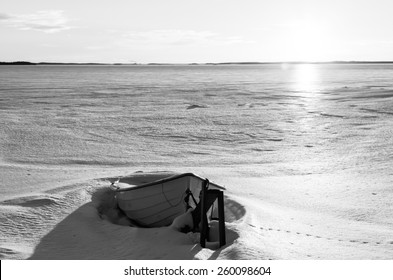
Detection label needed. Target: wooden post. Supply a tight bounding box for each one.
[217,190,226,247]
[199,179,226,248]
[200,179,209,248]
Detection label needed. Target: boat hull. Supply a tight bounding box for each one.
[115,173,218,227]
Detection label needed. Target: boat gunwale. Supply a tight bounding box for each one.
[114,172,225,192]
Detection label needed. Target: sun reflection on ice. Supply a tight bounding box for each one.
[291,64,320,93]
[281,63,323,132]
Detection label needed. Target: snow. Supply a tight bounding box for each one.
[1,165,392,260]
[1,64,393,260]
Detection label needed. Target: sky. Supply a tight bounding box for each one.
[1,0,393,63]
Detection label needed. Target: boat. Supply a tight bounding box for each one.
[111,173,225,228]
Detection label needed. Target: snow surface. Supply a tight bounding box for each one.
[1,165,392,260]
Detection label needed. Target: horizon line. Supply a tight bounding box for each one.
[2,60,393,66]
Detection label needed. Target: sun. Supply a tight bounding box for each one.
[287,20,331,62]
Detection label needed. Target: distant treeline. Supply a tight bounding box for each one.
[0,61,37,65]
[0,61,114,65]
[1,61,393,66]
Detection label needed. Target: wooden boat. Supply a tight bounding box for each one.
[112,173,224,227]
